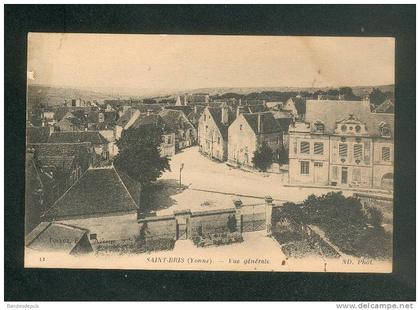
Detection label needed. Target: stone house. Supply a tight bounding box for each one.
[228,112,283,168]
[283,96,306,120]
[131,113,176,157]
[288,99,394,190]
[115,108,141,140]
[159,109,197,151]
[42,166,141,242]
[197,104,236,161]
[187,105,206,129]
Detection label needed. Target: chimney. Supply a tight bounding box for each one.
[221,105,229,125]
[147,109,152,116]
[257,113,263,133]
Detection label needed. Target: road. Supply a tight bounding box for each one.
[158,146,357,213]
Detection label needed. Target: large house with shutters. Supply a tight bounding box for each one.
[197,104,236,161]
[288,99,394,190]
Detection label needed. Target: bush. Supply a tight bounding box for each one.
[193,232,243,247]
[252,142,274,172]
[143,238,176,252]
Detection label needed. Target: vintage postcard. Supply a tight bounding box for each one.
[25,33,394,272]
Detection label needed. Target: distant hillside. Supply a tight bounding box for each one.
[181,85,395,97]
[27,84,394,108]
[27,84,115,108]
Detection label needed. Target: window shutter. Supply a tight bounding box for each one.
[314,142,324,155]
[354,144,363,160]
[339,143,348,157]
[300,142,310,154]
[382,147,390,161]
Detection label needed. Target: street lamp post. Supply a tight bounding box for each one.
[179,163,184,189]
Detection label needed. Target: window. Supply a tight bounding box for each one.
[353,144,363,160]
[341,125,347,132]
[382,147,391,161]
[89,233,97,240]
[300,161,310,175]
[217,137,220,144]
[314,121,324,132]
[352,168,361,182]
[204,114,206,121]
[240,124,243,130]
[300,141,310,154]
[339,143,348,157]
[331,166,338,180]
[314,162,323,167]
[167,136,172,144]
[355,125,361,133]
[205,125,208,132]
[314,142,324,155]
[380,124,391,137]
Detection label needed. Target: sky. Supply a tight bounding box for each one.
[27,33,395,91]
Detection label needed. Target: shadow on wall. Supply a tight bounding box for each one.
[140,179,187,213]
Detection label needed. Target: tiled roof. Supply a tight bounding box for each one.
[25,222,90,253]
[164,105,194,115]
[28,142,93,171]
[116,108,139,127]
[187,106,206,122]
[131,114,165,129]
[207,107,236,139]
[246,104,267,113]
[159,109,194,132]
[37,155,76,172]
[48,131,108,145]
[242,112,282,135]
[286,97,306,115]
[305,100,394,137]
[27,126,51,143]
[28,142,92,157]
[135,104,163,114]
[373,99,394,113]
[43,166,140,220]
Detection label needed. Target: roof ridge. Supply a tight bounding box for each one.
[41,168,90,219]
[25,222,52,247]
[112,166,140,209]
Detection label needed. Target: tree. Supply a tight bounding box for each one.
[114,124,170,187]
[339,87,360,100]
[252,142,274,172]
[369,88,388,107]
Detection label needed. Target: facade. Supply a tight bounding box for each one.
[283,96,306,120]
[159,109,197,151]
[228,112,283,168]
[197,104,235,161]
[42,166,141,242]
[115,108,141,140]
[131,113,176,157]
[288,99,394,190]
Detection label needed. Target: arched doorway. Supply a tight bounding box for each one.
[381,173,393,190]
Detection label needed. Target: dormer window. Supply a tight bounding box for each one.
[314,121,325,133]
[379,122,391,138]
